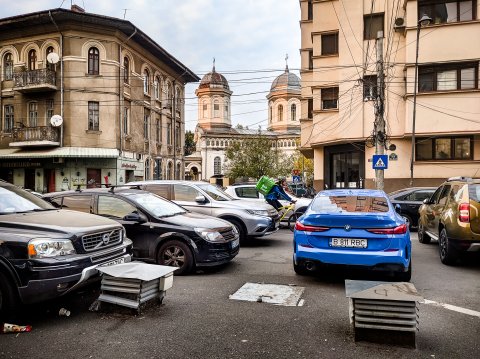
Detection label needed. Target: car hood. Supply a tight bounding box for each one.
[301,212,401,229]
[159,211,232,230]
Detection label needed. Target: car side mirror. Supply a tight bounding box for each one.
[195,195,207,204]
[423,198,430,204]
[123,211,146,223]
[394,203,401,213]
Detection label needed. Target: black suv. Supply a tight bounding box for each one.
[388,187,436,230]
[0,181,132,320]
[43,187,240,275]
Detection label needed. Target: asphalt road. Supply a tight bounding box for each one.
[1,229,479,359]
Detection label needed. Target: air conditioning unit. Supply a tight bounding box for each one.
[394,17,405,31]
[53,157,64,164]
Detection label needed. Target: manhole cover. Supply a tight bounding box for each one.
[229,283,305,306]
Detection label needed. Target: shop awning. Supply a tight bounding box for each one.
[0,147,120,159]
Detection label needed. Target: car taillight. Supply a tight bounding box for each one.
[294,222,329,232]
[367,224,407,235]
[459,203,470,223]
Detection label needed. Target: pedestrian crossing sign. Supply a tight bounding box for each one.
[372,155,388,169]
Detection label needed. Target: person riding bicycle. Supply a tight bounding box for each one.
[265,179,295,210]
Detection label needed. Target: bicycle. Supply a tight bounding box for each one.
[276,202,301,232]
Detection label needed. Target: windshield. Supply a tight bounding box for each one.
[197,184,233,201]
[0,185,54,214]
[122,192,186,217]
[311,195,390,214]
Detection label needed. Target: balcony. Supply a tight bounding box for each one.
[9,126,60,148]
[13,68,57,93]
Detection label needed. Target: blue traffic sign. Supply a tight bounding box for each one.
[372,155,388,169]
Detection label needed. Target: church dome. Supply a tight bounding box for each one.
[270,66,300,93]
[199,64,230,90]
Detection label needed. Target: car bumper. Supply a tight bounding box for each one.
[17,240,132,304]
[247,216,280,237]
[195,239,240,267]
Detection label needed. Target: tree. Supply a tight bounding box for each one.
[291,149,314,184]
[224,133,291,180]
[184,130,195,156]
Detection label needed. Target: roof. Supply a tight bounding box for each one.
[0,8,199,83]
[199,64,230,90]
[0,147,119,158]
[269,66,301,95]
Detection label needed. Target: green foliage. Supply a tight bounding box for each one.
[184,130,196,156]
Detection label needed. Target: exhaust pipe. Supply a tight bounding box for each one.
[304,261,316,271]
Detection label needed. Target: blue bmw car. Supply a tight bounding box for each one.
[293,189,411,281]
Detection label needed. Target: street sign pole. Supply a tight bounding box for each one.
[375,31,385,191]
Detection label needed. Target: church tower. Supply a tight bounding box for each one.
[195,61,233,130]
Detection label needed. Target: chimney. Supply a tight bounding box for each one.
[71,4,85,13]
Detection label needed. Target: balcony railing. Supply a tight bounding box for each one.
[10,126,60,147]
[13,68,57,92]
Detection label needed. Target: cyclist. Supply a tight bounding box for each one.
[265,179,295,210]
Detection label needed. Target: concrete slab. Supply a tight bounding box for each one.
[229,283,305,306]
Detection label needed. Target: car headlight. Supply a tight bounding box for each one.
[245,209,269,217]
[28,238,76,258]
[194,228,224,242]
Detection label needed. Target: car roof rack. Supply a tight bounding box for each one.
[447,176,473,182]
[108,184,142,193]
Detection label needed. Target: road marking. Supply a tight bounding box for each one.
[422,299,480,318]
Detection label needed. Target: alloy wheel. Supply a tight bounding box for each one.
[162,246,185,267]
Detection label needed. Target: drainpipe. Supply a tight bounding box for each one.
[49,11,63,147]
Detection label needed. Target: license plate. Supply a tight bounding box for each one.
[99,257,126,267]
[231,239,240,249]
[331,238,367,248]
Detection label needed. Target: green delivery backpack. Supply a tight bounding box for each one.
[256,175,276,195]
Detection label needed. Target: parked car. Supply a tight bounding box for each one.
[388,187,436,230]
[224,183,312,216]
[126,181,279,243]
[418,177,480,265]
[43,187,240,275]
[293,189,411,281]
[287,182,307,197]
[0,180,132,320]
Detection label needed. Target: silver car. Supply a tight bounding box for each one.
[127,180,279,242]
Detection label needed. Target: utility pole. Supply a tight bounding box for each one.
[375,31,385,191]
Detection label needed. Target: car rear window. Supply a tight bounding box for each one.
[468,184,480,203]
[311,195,389,213]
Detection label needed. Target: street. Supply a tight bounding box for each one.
[1,229,479,359]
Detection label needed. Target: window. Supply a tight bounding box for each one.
[60,195,92,212]
[143,69,150,94]
[28,102,38,127]
[418,0,475,24]
[88,47,99,75]
[156,117,161,143]
[123,57,129,83]
[416,136,472,160]
[224,102,229,117]
[437,185,451,205]
[46,99,54,121]
[405,190,435,202]
[419,63,478,92]
[154,76,161,100]
[167,123,172,145]
[321,87,339,109]
[321,32,339,56]
[145,184,171,199]
[46,46,54,70]
[154,159,162,180]
[202,101,208,118]
[214,100,220,117]
[123,106,129,135]
[311,195,389,213]
[144,108,150,139]
[176,88,181,111]
[88,101,99,131]
[364,13,384,40]
[307,0,313,20]
[174,184,200,201]
[3,53,13,80]
[308,50,313,70]
[214,156,221,175]
[98,196,136,219]
[28,49,37,70]
[278,105,283,121]
[363,75,378,99]
[235,187,259,199]
[3,105,14,133]
[291,104,297,121]
[175,124,180,147]
[308,98,313,119]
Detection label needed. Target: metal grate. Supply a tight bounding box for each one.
[82,229,122,251]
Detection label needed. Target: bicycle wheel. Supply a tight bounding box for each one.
[288,212,299,232]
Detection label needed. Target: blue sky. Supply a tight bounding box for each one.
[0,0,301,131]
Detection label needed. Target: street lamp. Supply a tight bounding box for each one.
[410,14,432,186]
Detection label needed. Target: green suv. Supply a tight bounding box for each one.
[418,177,480,265]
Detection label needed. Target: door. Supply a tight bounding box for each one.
[173,184,212,216]
[330,152,361,189]
[24,169,36,191]
[429,185,451,236]
[45,169,56,193]
[87,168,101,188]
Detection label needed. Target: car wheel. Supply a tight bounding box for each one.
[395,261,412,282]
[157,240,194,275]
[401,214,413,231]
[417,221,431,244]
[229,219,247,243]
[0,272,17,321]
[439,228,458,266]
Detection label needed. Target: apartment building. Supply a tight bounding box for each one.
[299,0,480,192]
[0,5,198,192]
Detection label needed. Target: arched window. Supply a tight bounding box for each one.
[88,47,99,75]
[145,158,151,180]
[220,140,224,147]
[202,101,208,118]
[143,69,150,94]
[278,105,283,121]
[224,101,229,117]
[123,57,129,83]
[214,156,221,175]
[28,102,38,127]
[206,140,210,146]
[167,82,173,108]
[3,53,13,80]
[216,140,219,147]
[214,100,220,117]
[28,49,37,70]
[167,162,173,180]
[154,76,161,100]
[291,104,296,121]
[46,46,54,70]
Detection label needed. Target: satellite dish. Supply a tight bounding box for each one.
[47,52,60,64]
[50,114,63,127]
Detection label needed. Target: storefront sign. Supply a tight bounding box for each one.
[121,163,137,170]
[0,162,42,168]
